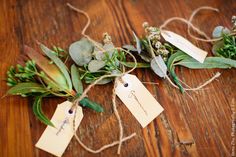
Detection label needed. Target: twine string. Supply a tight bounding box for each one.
[187,6,219,42]
[66,3,224,154]
[159,7,224,91]
[67,3,137,154]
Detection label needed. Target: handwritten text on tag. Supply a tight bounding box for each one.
[115,74,164,128]
[161,30,207,63]
[36,101,83,157]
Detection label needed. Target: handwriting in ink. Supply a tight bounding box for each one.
[128,90,148,115]
[56,117,69,135]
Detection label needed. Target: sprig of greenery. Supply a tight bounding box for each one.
[7,60,37,87]
[6,44,104,126]
[216,34,236,60]
[123,22,236,93]
[69,33,139,85]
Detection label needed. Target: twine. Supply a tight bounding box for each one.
[187,6,219,42]
[160,6,236,43]
[66,3,224,154]
[158,6,224,92]
[147,34,221,93]
[67,3,137,154]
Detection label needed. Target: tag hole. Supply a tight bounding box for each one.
[68,109,73,114]
[124,83,129,87]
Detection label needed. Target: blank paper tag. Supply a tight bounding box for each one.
[36,101,83,157]
[161,30,207,63]
[115,74,164,128]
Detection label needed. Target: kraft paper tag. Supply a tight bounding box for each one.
[115,74,164,128]
[161,30,207,63]
[36,101,83,157]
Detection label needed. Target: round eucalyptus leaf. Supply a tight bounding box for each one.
[212,26,230,38]
[94,42,103,52]
[93,42,105,61]
[69,38,94,66]
[94,51,105,60]
[88,60,106,72]
[103,43,115,58]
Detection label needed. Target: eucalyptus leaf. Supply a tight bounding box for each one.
[94,42,103,50]
[212,26,230,38]
[71,64,83,94]
[103,43,115,58]
[40,44,72,91]
[33,94,54,127]
[150,55,167,78]
[93,42,105,60]
[94,51,105,61]
[7,82,46,95]
[69,38,93,66]
[176,56,236,69]
[132,31,142,54]
[88,60,106,72]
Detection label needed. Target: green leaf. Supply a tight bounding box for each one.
[150,56,167,78]
[212,26,230,38]
[33,94,54,126]
[103,43,115,58]
[71,64,83,94]
[169,66,184,93]
[96,78,113,84]
[215,34,236,60]
[167,51,189,70]
[40,44,72,91]
[132,31,142,54]
[24,46,68,91]
[69,38,93,66]
[120,61,150,68]
[176,57,236,69]
[167,51,188,93]
[7,82,47,95]
[88,60,106,72]
[80,97,104,112]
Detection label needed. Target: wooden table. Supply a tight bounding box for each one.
[1,0,235,156]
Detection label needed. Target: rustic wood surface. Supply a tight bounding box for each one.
[0,0,235,156]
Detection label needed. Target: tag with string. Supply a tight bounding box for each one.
[161,30,208,63]
[36,101,83,157]
[115,74,164,128]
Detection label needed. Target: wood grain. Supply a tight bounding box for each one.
[0,0,235,156]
